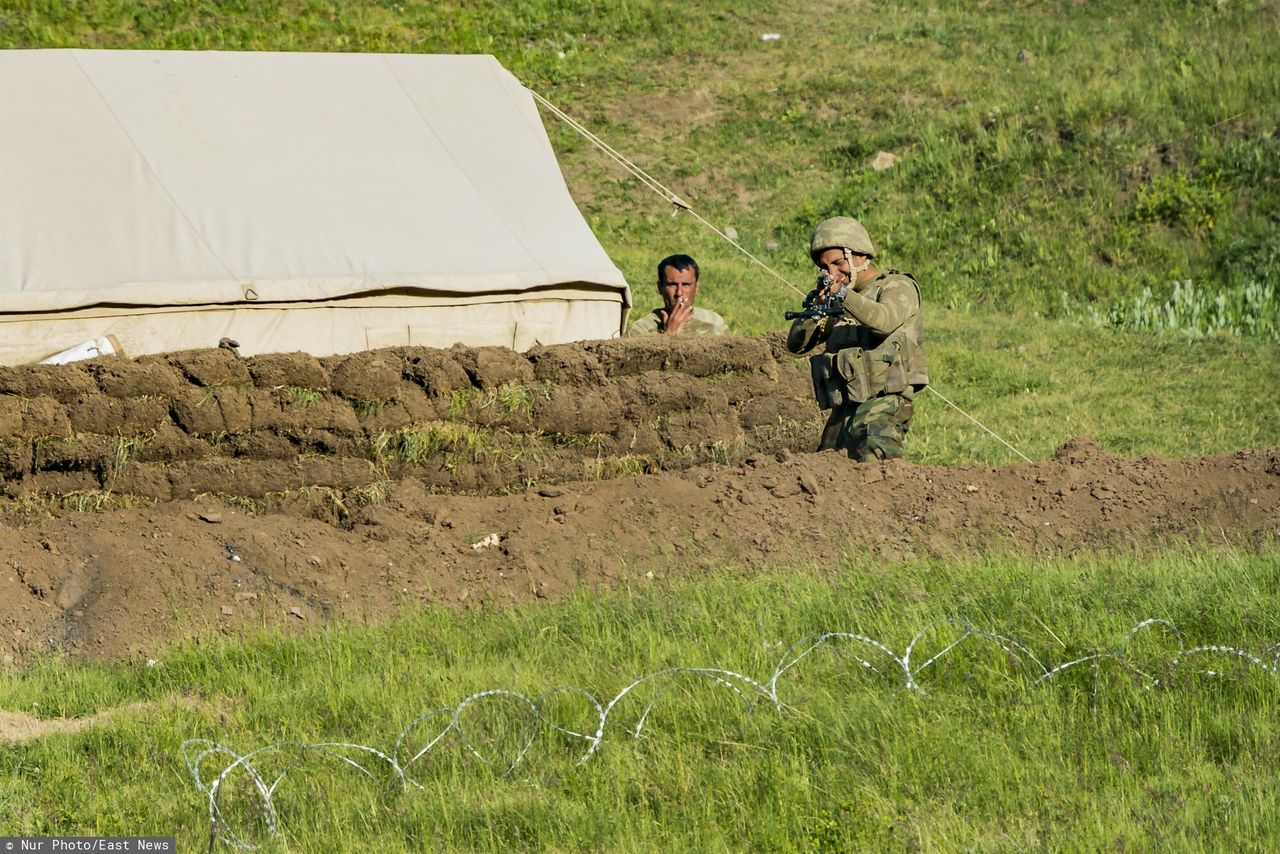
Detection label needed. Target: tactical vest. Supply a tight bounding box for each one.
[808,270,929,409]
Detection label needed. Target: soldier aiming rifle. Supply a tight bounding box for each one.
[785,216,929,461]
[784,274,845,321]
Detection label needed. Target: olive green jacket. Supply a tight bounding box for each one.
[787,270,929,400]
[627,306,729,336]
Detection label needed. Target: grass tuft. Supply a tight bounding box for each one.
[280,387,324,407]
[1063,279,1280,340]
[380,422,491,467]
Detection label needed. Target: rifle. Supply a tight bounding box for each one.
[784,274,846,321]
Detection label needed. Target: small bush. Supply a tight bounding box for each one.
[1218,224,1280,291]
[1130,171,1223,232]
[281,387,324,406]
[347,397,384,419]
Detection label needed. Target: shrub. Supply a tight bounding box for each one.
[1064,279,1279,340]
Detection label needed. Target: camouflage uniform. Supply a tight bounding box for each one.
[627,306,729,336]
[787,219,928,461]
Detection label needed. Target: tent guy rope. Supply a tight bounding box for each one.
[529,90,808,300]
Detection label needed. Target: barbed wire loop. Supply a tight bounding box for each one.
[184,618,1279,849]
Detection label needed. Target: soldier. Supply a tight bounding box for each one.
[786,216,928,460]
[627,253,729,336]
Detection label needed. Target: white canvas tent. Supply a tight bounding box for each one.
[0,49,632,365]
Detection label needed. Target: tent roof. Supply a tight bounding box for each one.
[0,49,628,314]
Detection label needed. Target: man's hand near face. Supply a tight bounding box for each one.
[660,296,694,334]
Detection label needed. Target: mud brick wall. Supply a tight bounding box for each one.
[0,334,821,501]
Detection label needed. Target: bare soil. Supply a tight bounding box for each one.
[0,336,1277,665]
[0,702,173,745]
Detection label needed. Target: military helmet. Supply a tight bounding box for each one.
[809,216,876,262]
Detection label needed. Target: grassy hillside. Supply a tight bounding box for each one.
[5,0,1278,331]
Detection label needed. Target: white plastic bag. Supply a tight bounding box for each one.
[39,335,123,365]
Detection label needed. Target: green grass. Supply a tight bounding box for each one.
[279,386,324,407]
[909,308,1280,464]
[3,545,1280,850]
[1064,279,1280,340]
[484,382,548,418]
[375,421,491,467]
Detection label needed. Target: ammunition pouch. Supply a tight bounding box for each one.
[811,341,910,409]
[809,352,845,410]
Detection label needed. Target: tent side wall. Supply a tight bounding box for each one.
[0,286,624,365]
[0,50,632,364]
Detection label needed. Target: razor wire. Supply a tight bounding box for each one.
[183,618,1280,850]
[527,87,1035,464]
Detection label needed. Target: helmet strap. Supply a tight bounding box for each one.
[845,248,871,283]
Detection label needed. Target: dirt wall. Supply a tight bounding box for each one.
[0,335,821,504]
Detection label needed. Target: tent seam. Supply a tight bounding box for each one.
[66,50,241,282]
[491,63,633,319]
[380,55,547,280]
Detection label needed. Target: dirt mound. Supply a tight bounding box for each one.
[0,337,1277,664]
[0,334,816,501]
[0,441,1275,665]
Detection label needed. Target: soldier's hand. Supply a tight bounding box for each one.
[663,297,694,334]
[819,271,851,299]
[815,275,836,302]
